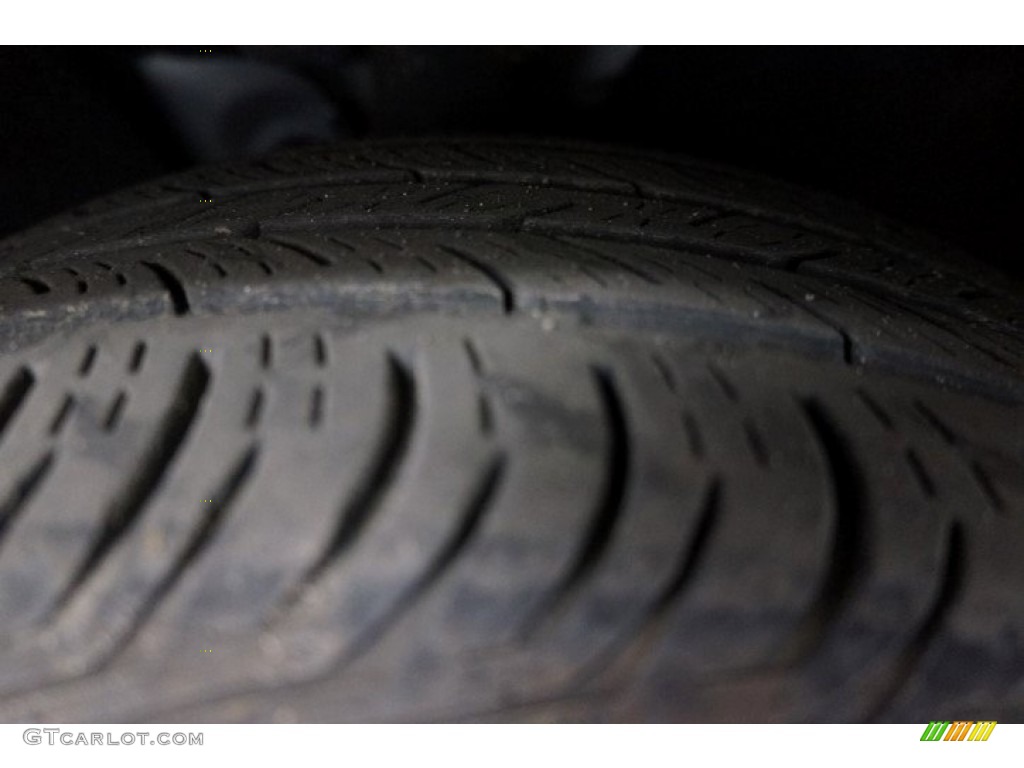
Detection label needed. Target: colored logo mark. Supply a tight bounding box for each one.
[920,721,997,741]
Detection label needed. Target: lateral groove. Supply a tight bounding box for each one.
[49,353,212,615]
[140,262,191,316]
[438,245,517,312]
[289,352,418,597]
[0,451,56,553]
[775,399,865,665]
[571,477,721,686]
[866,521,966,722]
[89,444,261,671]
[0,367,35,445]
[340,454,507,665]
[520,366,630,636]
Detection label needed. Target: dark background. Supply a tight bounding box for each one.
[1,46,1021,276]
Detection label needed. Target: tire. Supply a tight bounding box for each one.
[0,139,1020,723]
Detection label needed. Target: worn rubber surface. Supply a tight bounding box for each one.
[0,140,1021,723]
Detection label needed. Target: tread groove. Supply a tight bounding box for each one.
[856,389,895,431]
[286,352,418,599]
[573,477,721,685]
[0,451,56,553]
[308,385,324,429]
[264,236,334,267]
[775,399,865,665]
[7,217,1017,366]
[646,477,721,616]
[650,354,678,394]
[521,366,629,636]
[707,363,740,402]
[556,236,663,286]
[260,334,273,370]
[48,394,75,436]
[49,353,212,616]
[89,444,261,670]
[313,334,328,367]
[244,387,264,430]
[742,418,770,467]
[78,346,98,377]
[867,521,965,722]
[0,367,35,444]
[904,448,937,498]
[681,411,705,459]
[913,400,956,444]
[128,342,147,374]
[0,141,1019,722]
[753,279,856,364]
[437,244,516,312]
[140,261,191,316]
[415,255,439,274]
[102,391,128,432]
[969,461,1004,513]
[462,338,485,375]
[19,277,51,295]
[341,453,507,665]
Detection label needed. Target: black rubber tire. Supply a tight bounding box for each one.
[0,139,1021,723]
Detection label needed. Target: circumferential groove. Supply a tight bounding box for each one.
[49,353,212,615]
[520,365,630,637]
[775,398,864,665]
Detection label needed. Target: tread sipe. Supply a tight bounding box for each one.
[0,140,1020,723]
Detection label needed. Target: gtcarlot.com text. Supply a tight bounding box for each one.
[23,729,203,746]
